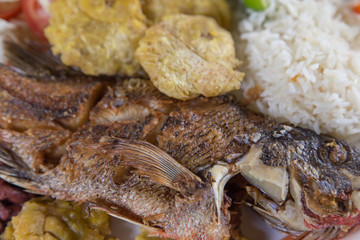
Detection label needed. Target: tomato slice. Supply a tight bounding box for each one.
[0,1,22,20]
[353,3,360,14]
[22,0,51,38]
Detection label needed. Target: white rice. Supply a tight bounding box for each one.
[237,0,360,141]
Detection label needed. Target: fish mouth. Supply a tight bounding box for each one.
[207,162,240,221]
[220,145,360,236]
[208,145,290,219]
[208,145,308,234]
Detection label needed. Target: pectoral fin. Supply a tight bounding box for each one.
[97,137,204,196]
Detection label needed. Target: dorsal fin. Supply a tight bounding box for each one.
[97,137,204,196]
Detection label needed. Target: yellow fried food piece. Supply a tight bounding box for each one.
[78,0,145,23]
[45,0,147,76]
[140,0,232,28]
[135,14,244,100]
[1,197,118,240]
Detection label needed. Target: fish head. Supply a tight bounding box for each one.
[232,126,360,235]
[289,133,360,224]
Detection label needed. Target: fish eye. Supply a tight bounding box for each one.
[329,143,347,165]
[318,147,329,161]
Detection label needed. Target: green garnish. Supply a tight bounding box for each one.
[243,0,270,11]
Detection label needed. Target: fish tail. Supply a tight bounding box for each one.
[0,144,43,194]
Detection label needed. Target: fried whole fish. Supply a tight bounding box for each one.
[1,62,360,239]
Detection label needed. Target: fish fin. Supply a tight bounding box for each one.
[89,202,164,234]
[0,144,43,193]
[24,189,45,195]
[3,39,82,78]
[97,137,205,196]
[3,39,116,81]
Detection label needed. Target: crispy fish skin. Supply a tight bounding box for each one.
[0,128,71,173]
[16,122,231,239]
[0,64,104,131]
[1,78,360,239]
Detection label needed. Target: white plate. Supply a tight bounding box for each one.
[110,206,360,240]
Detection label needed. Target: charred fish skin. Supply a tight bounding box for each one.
[1,72,360,239]
[0,128,71,173]
[0,63,104,131]
[0,119,231,240]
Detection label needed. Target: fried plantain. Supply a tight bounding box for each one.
[136,14,244,100]
[140,0,232,28]
[45,0,147,76]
